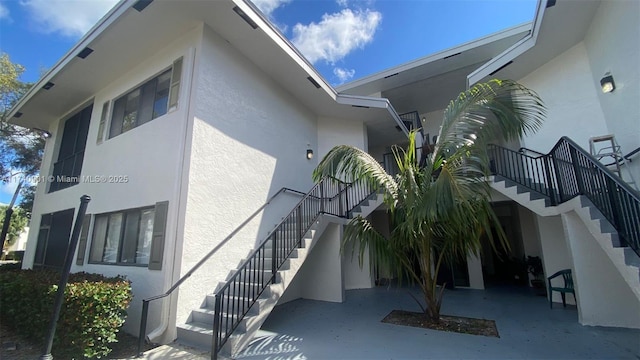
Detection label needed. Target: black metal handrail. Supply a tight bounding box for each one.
[518,146,546,157]
[489,136,640,258]
[136,187,306,356]
[211,177,373,359]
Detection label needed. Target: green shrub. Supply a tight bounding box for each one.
[0,269,132,358]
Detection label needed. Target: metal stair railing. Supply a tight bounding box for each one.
[488,144,558,204]
[211,176,374,359]
[136,187,306,356]
[488,136,640,258]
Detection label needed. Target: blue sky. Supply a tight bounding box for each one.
[0,0,537,203]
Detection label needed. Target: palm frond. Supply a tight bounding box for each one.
[312,145,398,200]
[433,79,545,160]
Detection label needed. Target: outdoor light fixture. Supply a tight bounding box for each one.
[42,82,55,90]
[306,148,314,160]
[33,128,51,139]
[600,73,615,93]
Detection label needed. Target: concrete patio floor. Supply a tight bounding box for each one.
[234,285,639,360]
[138,285,640,359]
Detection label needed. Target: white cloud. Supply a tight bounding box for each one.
[333,67,355,83]
[20,0,118,37]
[251,0,291,17]
[0,3,9,20]
[292,9,382,64]
[336,0,349,7]
[1,180,19,198]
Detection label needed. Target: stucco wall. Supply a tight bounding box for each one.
[562,212,640,328]
[518,42,609,153]
[419,109,445,144]
[536,215,574,305]
[317,116,368,158]
[280,223,344,303]
[22,27,201,335]
[316,115,375,289]
[177,25,318,324]
[584,0,640,184]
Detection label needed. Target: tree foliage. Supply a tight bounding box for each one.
[313,79,546,321]
[0,53,43,217]
[0,205,29,248]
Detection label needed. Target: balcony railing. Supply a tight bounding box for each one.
[489,137,640,257]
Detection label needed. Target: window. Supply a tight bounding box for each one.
[33,209,75,269]
[50,104,92,192]
[89,207,155,266]
[109,58,183,139]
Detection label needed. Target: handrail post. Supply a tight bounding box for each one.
[40,195,91,360]
[296,206,303,242]
[345,183,350,216]
[551,150,565,202]
[338,181,344,216]
[606,179,625,246]
[271,233,277,284]
[319,179,325,213]
[137,300,150,357]
[211,294,221,360]
[569,146,585,195]
[544,156,557,206]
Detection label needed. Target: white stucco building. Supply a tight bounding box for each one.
[8,0,639,357]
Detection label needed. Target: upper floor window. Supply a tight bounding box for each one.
[49,104,92,192]
[108,58,183,139]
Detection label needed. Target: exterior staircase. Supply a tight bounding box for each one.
[488,137,639,305]
[491,175,640,301]
[175,178,383,359]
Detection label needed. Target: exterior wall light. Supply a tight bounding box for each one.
[306,149,314,160]
[33,128,51,139]
[600,73,615,93]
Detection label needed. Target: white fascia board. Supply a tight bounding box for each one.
[467,0,547,87]
[338,22,533,93]
[7,0,134,122]
[336,94,409,136]
[233,0,408,135]
[234,0,339,101]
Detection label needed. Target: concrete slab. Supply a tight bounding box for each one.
[132,342,212,360]
[236,285,640,359]
[140,285,640,359]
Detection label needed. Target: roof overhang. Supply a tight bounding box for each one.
[9,0,407,143]
[468,0,601,84]
[337,22,532,97]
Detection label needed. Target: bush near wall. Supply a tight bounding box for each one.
[0,269,132,358]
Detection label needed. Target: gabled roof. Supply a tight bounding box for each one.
[337,23,532,97]
[338,0,603,116]
[10,0,603,147]
[469,0,601,84]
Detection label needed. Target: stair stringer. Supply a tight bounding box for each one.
[489,176,640,302]
[219,218,331,357]
[176,192,386,357]
[222,192,384,357]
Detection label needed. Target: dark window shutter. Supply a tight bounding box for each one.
[148,201,169,270]
[76,214,91,265]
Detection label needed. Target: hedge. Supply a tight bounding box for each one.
[0,269,132,358]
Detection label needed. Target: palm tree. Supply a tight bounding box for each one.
[312,79,545,321]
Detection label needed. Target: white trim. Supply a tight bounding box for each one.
[466,0,547,87]
[8,0,135,120]
[336,94,409,135]
[339,22,533,93]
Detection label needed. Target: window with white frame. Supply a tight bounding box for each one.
[89,207,155,266]
[107,57,182,139]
